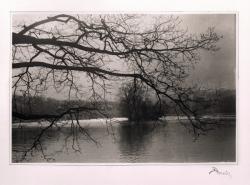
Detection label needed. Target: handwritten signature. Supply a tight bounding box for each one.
[209,167,232,178]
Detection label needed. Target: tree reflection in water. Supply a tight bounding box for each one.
[117,121,167,161]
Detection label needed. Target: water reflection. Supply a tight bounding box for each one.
[117,121,166,161]
[12,120,235,163]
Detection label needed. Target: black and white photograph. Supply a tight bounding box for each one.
[11,13,236,163]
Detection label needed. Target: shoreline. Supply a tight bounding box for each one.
[12,114,236,128]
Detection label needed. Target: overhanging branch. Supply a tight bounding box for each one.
[12,33,208,56]
[12,61,146,79]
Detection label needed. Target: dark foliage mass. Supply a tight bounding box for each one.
[119,80,166,122]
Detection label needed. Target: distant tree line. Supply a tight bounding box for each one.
[189,89,236,115]
[119,84,236,122]
[12,95,120,122]
[12,88,235,123]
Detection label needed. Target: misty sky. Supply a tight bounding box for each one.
[13,14,236,100]
[181,14,236,89]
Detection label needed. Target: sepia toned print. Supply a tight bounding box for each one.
[12,14,236,163]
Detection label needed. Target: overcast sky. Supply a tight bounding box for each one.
[180,14,236,89]
[12,14,236,100]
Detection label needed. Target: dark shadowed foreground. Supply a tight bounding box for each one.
[12,119,235,163]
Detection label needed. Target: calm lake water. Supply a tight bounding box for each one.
[12,119,236,163]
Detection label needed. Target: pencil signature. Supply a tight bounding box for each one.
[209,167,232,178]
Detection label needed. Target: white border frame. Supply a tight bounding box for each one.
[9,11,238,166]
[1,0,249,185]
